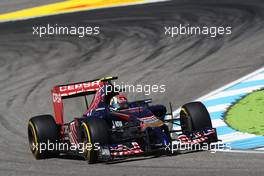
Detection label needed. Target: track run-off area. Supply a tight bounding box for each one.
[173,67,264,150]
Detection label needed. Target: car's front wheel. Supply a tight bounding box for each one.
[180,101,212,132]
[180,102,217,142]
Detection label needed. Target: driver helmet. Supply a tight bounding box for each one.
[110,94,128,110]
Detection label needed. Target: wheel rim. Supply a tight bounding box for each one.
[28,121,38,156]
[180,107,190,131]
[81,123,92,161]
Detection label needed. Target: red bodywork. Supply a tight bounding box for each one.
[51,79,105,137]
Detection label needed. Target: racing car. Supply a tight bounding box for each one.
[28,76,218,163]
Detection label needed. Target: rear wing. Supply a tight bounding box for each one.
[51,76,117,128]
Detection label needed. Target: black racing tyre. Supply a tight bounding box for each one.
[180,102,212,132]
[28,115,60,159]
[80,118,109,164]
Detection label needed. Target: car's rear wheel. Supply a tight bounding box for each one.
[28,115,60,159]
[80,118,109,164]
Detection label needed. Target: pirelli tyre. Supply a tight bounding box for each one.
[180,102,213,132]
[28,115,60,159]
[80,118,109,164]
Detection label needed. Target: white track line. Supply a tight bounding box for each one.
[256,147,264,150]
[196,67,264,101]
[214,149,264,154]
[207,104,230,113]
[212,119,226,128]
[244,73,264,82]
[219,132,256,143]
[203,85,264,101]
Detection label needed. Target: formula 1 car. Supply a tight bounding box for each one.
[28,77,218,163]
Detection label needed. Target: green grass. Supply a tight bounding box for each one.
[224,89,264,136]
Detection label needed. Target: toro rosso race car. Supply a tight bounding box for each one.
[28,77,218,163]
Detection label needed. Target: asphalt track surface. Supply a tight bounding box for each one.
[0,0,264,175]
